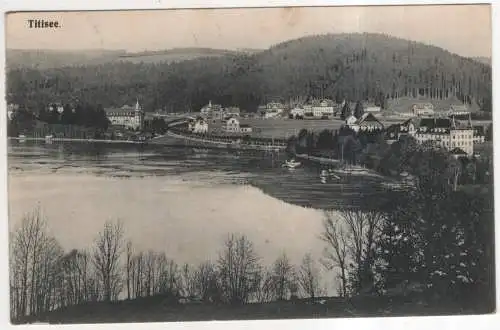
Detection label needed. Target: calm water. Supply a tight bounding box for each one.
[8,141,391,292]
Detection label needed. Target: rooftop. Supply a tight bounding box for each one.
[450,147,468,155]
[356,113,383,125]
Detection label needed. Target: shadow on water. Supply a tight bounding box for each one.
[8,141,393,210]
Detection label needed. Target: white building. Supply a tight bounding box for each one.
[449,104,470,116]
[239,124,253,133]
[225,107,240,118]
[395,116,474,156]
[105,99,145,130]
[412,103,435,117]
[260,102,284,118]
[346,113,385,133]
[365,106,381,113]
[201,101,224,120]
[223,117,240,133]
[221,117,253,134]
[345,114,358,126]
[289,107,305,119]
[311,99,335,118]
[473,126,486,144]
[303,105,313,117]
[7,103,19,120]
[189,117,209,134]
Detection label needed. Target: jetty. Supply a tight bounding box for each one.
[158,130,287,152]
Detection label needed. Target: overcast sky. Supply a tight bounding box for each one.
[6,4,492,58]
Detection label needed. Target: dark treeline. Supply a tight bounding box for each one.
[7,33,492,113]
[7,103,110,138]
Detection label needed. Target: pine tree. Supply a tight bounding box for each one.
[340,101,351,120]
[354,101,364,119]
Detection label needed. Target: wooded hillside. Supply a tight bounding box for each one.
[6,33,492,113]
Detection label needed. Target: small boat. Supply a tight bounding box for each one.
[282,159,301,169]
[321,169,341,180]
[327,169,341,180]
[45,135,54,144]
[18,134,26,143]
[332,165,369,176]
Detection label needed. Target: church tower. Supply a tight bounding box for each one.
[134,98,144,131]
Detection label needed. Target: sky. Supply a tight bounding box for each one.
[5,4,492,58]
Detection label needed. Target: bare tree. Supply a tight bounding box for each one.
[58,249,94,307]
[252,267,275,303]
[158,257,180,297]
[321,209,384,296]
[92,220,124,302]
[144,250,156,296]
[297,253,323,299]
[271,253,294,300]
[125,241,133,299]
[179,263,198,298]
[131,252,144,298]
[193,261,219,302]
[343,208,384,294]
[9,207,63,319]
[321,212,349,297]
[217,234,261,304]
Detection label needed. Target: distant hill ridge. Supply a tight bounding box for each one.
[6,47,258,69]
[471,56,491,66]
[6,33,492,113]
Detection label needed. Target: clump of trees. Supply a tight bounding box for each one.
[287,127,492,187]
[9,211,326,323]
[7,103,111,137]
[40,103,110,130]
[319,139,494,309]
[287,126,386,164]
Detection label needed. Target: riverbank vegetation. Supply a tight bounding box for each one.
[7,103,111,139]
[287,127,493,186]
[10,147,494,323]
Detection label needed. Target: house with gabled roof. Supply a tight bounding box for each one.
[105,99,144,130]
[347,113,384,132]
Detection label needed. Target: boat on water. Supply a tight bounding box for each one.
[320,169,341,180]
[326,169,342,180]
[282,159,301,169]
[332,165,370,176]
[45,135,54,144]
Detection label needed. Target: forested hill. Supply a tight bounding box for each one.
[6,48,249,70]
[6,33,492,113]
[6,49,127,70]
[472,56,491,66]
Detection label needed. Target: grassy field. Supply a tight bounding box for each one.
[208,118,365,139]
[208,117,417,139]
[386,96,481,113]
[206,115,491,140]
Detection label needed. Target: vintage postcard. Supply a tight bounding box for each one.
[2,2,496,327]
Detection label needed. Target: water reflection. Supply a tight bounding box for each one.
[8,140,391,210]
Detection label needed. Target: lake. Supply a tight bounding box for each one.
[7,140,392,294]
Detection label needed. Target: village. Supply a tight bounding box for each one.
[7,95,491,160]
[159,97,490,159]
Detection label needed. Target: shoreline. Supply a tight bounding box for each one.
[8,137,146,145]
[162,131,287,152]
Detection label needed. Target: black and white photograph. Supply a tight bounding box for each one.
[2,2,496,326]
